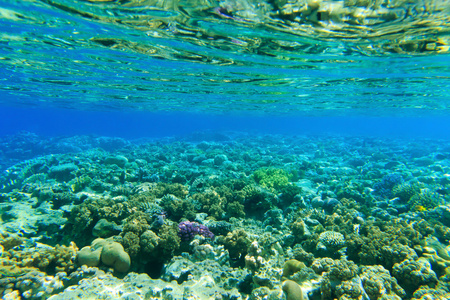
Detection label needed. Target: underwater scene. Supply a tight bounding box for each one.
[1,0,450,299]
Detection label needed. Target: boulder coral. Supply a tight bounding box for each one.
[282,280,304,300]
[101,240,131,273]
[77,238,131,273]
[283,259,306,279]
[77,246,102,268]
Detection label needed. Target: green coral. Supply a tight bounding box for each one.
[434,224,450,244]
[408,188,443,210]
[292,245,315,266]
[392,181,443,210]
[253,167,291,191]
[69,175,92,193]
[393,182,423,202]
[66,197,133,244]
[160,194,196,221]
[283,259,306,279]
[157,223,181,260]
[412,286,450,299]
[122,212,152,236]
[279,185,303,205]
[290,218,309,242]
[192,189,226,220]
[334,277,367,300]
[242,185,276,216]
[317,259,359,299]
[217,229,252,264]
[122,232,141,258]
[360,265,406,299]
[345,219,425,269]
[191,183,246,220]
[226,201,245,218]
[140,230,160,256]
[153,182,188,199]
[392,258,438,294]
[328,259,359,281]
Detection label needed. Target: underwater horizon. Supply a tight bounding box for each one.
[1,0,450,299]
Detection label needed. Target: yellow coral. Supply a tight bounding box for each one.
[414,205,427,212]
[283,259,305,279]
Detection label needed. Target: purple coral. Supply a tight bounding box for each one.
[178,221,214,242]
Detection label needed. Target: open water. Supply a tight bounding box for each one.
[1,0,450,299]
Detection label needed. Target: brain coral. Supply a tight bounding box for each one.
[77,238,130,273]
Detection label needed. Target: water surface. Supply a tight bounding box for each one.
[1,0,449,116]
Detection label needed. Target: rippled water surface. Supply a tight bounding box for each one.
[1,0,450,115]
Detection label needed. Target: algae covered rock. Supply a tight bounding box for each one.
[49,163,78,181]
[104,155,128,168]
[49,271,243,300]
[92,219,122,237]
[2,270,66,299]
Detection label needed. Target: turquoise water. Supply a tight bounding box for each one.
[1,0,450,116]
[2,1,450,299]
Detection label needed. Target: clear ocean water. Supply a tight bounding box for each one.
[1,0,450,299]
[1,0,450,138]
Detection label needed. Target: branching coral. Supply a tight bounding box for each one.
[253,167,291,191]
[217,229,252,265]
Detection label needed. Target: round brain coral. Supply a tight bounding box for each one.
[100,240,131,273]
[77,238,131,273]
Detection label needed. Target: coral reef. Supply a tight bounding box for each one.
[1,132,450,299]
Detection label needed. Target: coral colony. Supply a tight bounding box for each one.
[178,221,215,241]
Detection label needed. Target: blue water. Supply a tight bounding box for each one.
[1,106,450,139]
[1,0,450,135]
